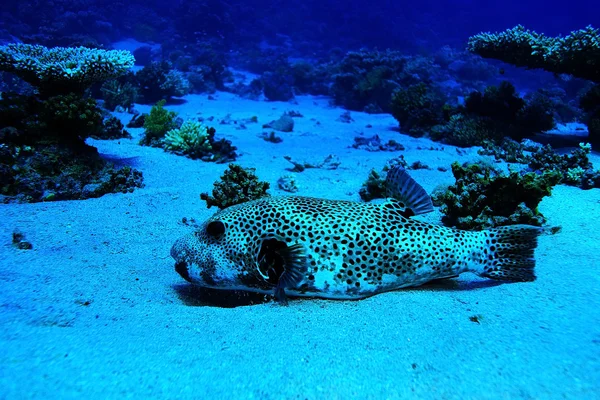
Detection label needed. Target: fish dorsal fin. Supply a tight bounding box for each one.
[385,166,434,216]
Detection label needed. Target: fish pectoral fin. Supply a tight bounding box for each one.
[429,274,459,282]
[276,243,308,289]
[272,243,307,305]
[257,239,308,302]
[385,165,434,216]
[274,286,289,305]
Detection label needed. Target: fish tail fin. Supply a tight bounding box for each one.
[477,225,543,282]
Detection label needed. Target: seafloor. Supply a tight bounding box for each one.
[1,92,599,399]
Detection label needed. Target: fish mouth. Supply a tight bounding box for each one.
[175,260,192,282]
[171,235,195,283]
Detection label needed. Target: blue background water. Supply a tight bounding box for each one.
[2,0,598,52]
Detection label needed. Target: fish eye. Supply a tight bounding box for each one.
[206,220,225,237]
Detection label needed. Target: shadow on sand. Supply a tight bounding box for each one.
[173,276,507,308]
[173,284,271,308]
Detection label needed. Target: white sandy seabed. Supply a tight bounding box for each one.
[1,92,599,399]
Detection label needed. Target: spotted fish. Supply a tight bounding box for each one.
[171,166,542,302]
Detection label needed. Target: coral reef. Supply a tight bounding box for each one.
[0,43,134,96]
[527,142,600,189]
[135,61,191,103]
[261,71,294,101]
[468,25,600,142]
[91,116,131,140]
[100,79,139,112]
[477,138,534,164]
[0,44,142,202]
[431,82,555,146]
[331,49,409,113]
[183,43,231,92]
[163,120,212,158]
[480,140,600,189]
[390,83,446,137]
[0,130,143,203]
[141,100,178,146]
[351,135,405,152]
[200,164,270,209]
[580,85,600,143]
[468,25,600,83]
[432,161,560,230]
[153,116,237,163]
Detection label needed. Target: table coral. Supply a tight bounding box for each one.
[0,43,134,96]
[468,25,600,83]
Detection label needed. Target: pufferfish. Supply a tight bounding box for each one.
[171,166,542,303]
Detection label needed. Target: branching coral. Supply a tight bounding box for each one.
[163,120,212,158]
[141,100,178,146]
[100,79,139,111]
[200,164,270,209]
[135,61,191,103]
[0,43,134,96]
